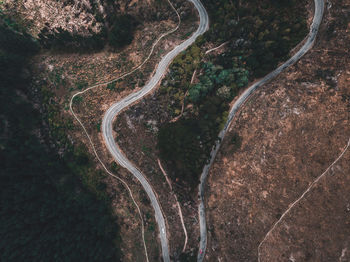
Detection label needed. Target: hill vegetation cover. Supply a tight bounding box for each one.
[0,16,121,261]
[157,0,308,188]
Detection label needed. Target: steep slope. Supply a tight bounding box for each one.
[205,0,350,260]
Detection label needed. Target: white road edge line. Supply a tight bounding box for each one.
[102,1,208,261]
[69,1,181,261]
[197,0,324,261]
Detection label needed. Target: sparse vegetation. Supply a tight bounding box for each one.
[38,26,107,52]
[0,17,121,261]
[76,80,88,90]
[107,81,116,90]
[157,0,308,188]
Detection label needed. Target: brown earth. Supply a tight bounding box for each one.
[17,0,350,260]
[259,150,350,261]
[25,0,198,260]
[204,0,350,261]
[115,96,201,258]
[2,0,178,37]
[67,18,197,262]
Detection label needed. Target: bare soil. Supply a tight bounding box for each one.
[115,97,201,258]
[27,0,198,260]
[2,0,178,37]
[259,151,350,261]
[205,0,350,261]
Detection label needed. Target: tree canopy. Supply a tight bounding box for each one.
[0,17,121,262]
[157,0,307,189]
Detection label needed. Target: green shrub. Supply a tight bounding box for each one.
[0,20,121,261]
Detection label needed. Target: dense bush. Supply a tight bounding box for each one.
[38,27,107,52]
[203,0,308,77]
[108,15,138,49]
[0,18,121,261]
[187,62,248,103]
[158,95,229,188]
[0,24,39,55]
[158,119,204,187]
[37,11,137,51]
[157,0,308,188]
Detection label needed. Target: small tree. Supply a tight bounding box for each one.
[188,85,201,102]
[106,82,116,91]
[216,85,231,100]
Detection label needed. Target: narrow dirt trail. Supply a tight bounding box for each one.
[257,137,350,262]
[69,0,182,260]
[197,0,325,260]
[71,0,209,261]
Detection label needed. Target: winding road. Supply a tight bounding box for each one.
[102,1,209,261]
[197,0,324,260]
[74,0,323,260]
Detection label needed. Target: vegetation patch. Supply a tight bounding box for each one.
[38,26,107,52]
[0,17,121,261]
[108,15,138,50]
[157,0,308,189]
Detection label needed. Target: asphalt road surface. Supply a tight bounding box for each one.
[102,1,209,261]
[197,0,325,260]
